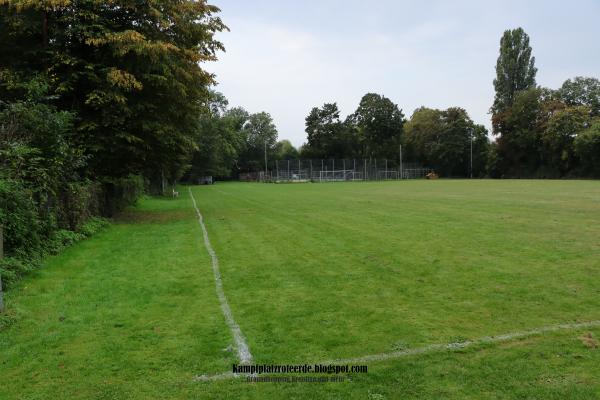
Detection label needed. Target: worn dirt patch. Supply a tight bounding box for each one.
[580,332,599,349]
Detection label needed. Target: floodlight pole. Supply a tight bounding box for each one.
[399,144,403,179]
[470,128,473,179]
[264,139,268,181]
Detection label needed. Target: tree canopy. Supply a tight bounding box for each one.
[492,27,537,114]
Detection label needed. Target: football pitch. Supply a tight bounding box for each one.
[2,180,600,399]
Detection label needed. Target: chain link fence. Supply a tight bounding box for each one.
[242,159,434,182]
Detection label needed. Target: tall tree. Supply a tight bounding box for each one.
[492,88,543,176]
[189,92,245,179]
[304,103,353,159]
[239,112,278,172]
[0,0,227,183]
[492,28,537,115]
[405,107,489,177]
[574,121,600,177]
[348,93,404,159]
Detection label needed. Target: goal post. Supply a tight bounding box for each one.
[318,169,363,182]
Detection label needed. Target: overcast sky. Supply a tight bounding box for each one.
[207,0,600,147]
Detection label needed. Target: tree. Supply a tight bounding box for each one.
[188,92,244,179]
[274,140,299,160]
[492,28,537,115]
[540,106,591,176]
[574,121,600,177]
[492,88,542,176]
[0,0,227,184]
[405,107,489,177]
[404,107,444,163]
[239,112,278,172]
[304,103,354,159]
[558,77,600,117]
[348,93,404,159]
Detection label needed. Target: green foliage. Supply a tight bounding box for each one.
[101,175,144,216]
[304,103,354,159]
[0,179,42,259]
[0,256,33,289]
[46,229,85,255]
[0,0,226,181]
[78,216,109,237]
[303,95,404,161]
[349,93,405,159]
[492,27,537,114]
[239,112,278,172]
[574,121,600,177]
[492,88,543,177]
[274,140,299,160]
[558,77,600,116]
[405,107,489,177]
[540,106,591,175]
[0,88,83,192]
[188,92,246,178]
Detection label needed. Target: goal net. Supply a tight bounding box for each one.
[318,170,363,181]
[377,170,399,180]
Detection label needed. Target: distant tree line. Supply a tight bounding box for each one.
[299,96,490,177]
[288,28,599,179]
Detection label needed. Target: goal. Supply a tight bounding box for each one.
[318,170,363,182]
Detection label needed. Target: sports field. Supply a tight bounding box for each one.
[2,180,600,399]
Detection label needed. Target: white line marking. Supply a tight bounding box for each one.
[193,319,600,382]
[325,320,600,364]
[189,187,253,364]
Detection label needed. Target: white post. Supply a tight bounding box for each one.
[385,159,388,179]
[264,140,268,181]
[470,128,473,179]
[399,145,403,180]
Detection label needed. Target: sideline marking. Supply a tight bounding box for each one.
[189,187,253,364]
[194,319,600,381]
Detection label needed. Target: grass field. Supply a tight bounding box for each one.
[2,180,600,399]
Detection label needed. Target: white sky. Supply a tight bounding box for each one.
[207,0,600,147]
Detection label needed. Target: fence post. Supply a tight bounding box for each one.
[0,225,4,312]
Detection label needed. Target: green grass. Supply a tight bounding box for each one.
[2,180,600,399]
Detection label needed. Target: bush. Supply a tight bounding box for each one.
[47,229,86,255]
[79,217,109,237]
[57,181,103,231]
[0,179,43,259]
[102,175,144,216]
[574,122,600,177]
[0,257,35,289]
[0,178,115,292]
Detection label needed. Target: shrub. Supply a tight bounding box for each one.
[102,175,144,216]
[574,122,600,177]
[0,257,35,289]
[0,179,43,259]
